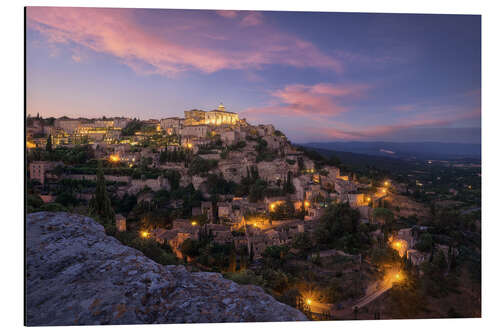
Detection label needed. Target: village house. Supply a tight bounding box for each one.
[115,214,126,232]
[256,124,275,137]
[348,193,367,208]
[397,228,417,249]
[220,130,241,145]
[29,161,61,184]
[217,202,233,219]
[406,249,428,266]
[201,201,214,221]
[160,117,184,135]
[180,125,209,138]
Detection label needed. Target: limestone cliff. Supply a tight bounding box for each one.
[26,212,307,326]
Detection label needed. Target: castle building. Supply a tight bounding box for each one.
[184,103,239,126]
[54,119,82,134]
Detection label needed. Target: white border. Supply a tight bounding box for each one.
[2,0,499,332]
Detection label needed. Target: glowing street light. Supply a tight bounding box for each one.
[270,203,276,212]
[191,221,197,226]
[304,201,310,208]
[109,154,120,163]
[394,272,404,282]
[384,181,389,186]
[187,143,193,149]
[306,298,312,305]
[140,230,150,239]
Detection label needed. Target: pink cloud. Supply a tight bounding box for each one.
[215,10,238,19]
[243,83,369,117]
[241,12,263,27]
[314,108,480,140]
[27,7,342,76]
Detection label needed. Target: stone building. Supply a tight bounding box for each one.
[115,214,126,232]
[184,104,239,126]
[220,130,241,144]
[160,117,184,135]
[54,119,81,134]
[256,124,275,137]
[217,202,233,218]
[180,125,209,138]
[348,193,367,208]
[29,161,60,184]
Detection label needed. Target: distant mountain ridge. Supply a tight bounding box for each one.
[301,141,481,160]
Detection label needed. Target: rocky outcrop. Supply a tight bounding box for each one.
[26,212,307,326]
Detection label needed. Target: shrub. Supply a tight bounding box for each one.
[39,202,68,212]
[188,157,218,176]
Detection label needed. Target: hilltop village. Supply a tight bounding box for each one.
[26,104,481,320]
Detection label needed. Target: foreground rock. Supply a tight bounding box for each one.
[26,212,307,326]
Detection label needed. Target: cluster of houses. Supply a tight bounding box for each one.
[28,104,395,262]
[385,226,458,268]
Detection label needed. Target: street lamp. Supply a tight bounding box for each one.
[109,154,120,163]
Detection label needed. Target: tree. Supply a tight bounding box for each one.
[89,161,115,227]
[228,249,237,273]
[282,171,295,194]
[46,134,53,152]
[313,203,368,253]
[180,238,200,257]
[291,232,313,254]
[415,233,433,252]
[372,207,394,225]
[270,200,295,220]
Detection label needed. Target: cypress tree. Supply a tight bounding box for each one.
[89,161,115,227]
[250,243,254,262]
[46,134,53,152]
[228,249,236,273]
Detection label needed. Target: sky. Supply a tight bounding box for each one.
[26,7,481,143]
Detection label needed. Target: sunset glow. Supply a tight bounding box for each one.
[26,8,480,143]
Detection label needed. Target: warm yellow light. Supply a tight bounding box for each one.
[382,189,387,193]
[394,241,401,248]
[367,197,371,202]
[306,299,312,305]
[140,231,150,239]
[384,181,389,186]
[270,203,276,211]
[191,221,197,226]
[304,201,310,208]
[109,154,120,162]
[187,143,193,149]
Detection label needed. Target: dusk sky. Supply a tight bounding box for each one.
[26,7,481,143]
